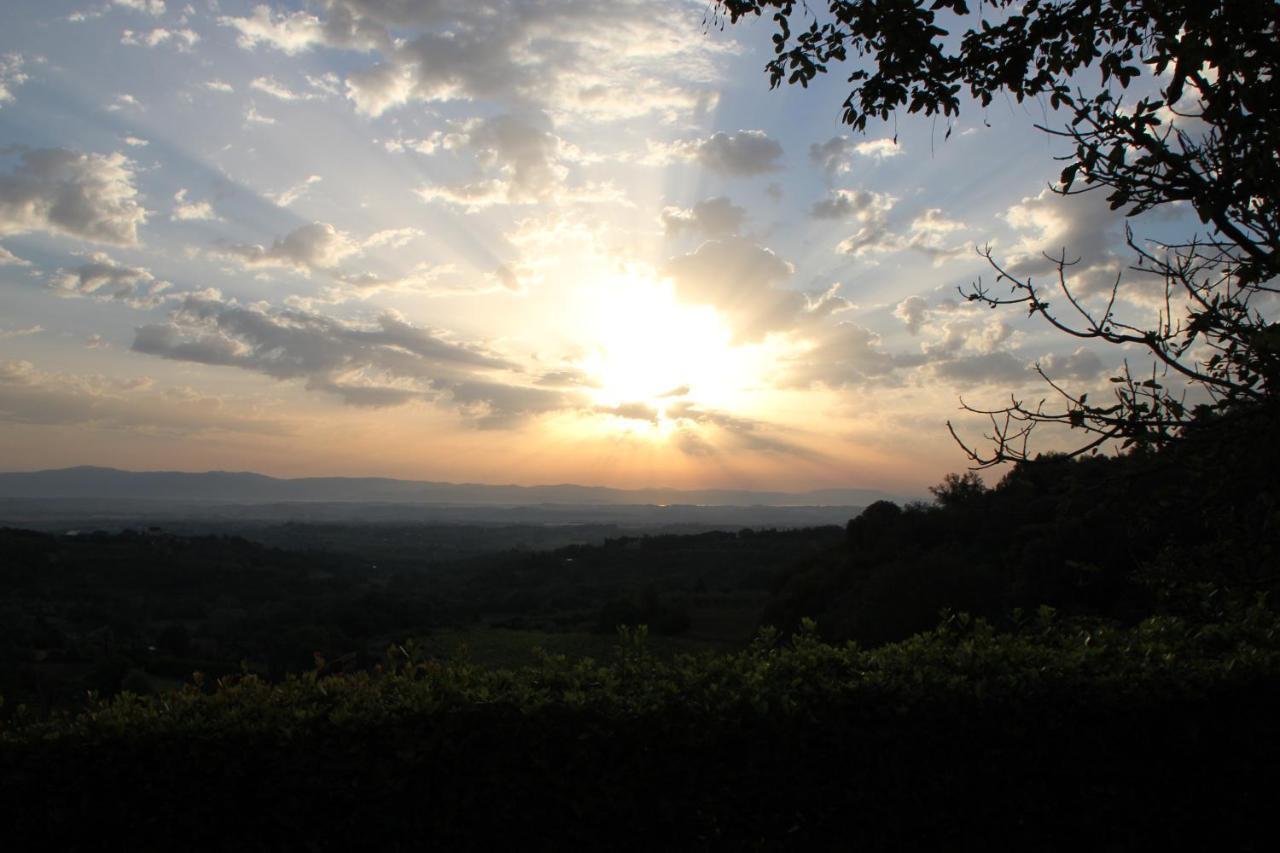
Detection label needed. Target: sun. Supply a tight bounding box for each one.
[578,268,762,423]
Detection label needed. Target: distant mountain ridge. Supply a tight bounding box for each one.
[0,466,901,507]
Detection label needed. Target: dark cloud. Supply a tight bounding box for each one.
[131,292,584,426]
[1038,347,1106,381]
[661,196,745,238]
[931,351,1031,386]
[219,222,359,273]
[46,253,169,308]
[810,188,890,221]
[0,148,146,245]
[689,130,782,176]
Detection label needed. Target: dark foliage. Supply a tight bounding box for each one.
[0,524,842,712]
[3,613,1278,851]
[768,406,1280,644]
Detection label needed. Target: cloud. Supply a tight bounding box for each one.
[267,174,322,207]
[345,62,416,117]
[449,380,575,429]
[836,204,969,263]
[220,1,723,124]
[0,148,146,245]
[930,351,1030,386]
[780,323,921,388]
[121,28,200,50]
[1038,347,1106,382]
[250,76,313,101]
[205,79,234,93]
[660,196,745,238]
[810,188,892,221]
[113,0,166,15]
[809,135,899,177]
[0,54,29,107]
[0,244,31,266]
[326,261,453,300]
[663,401,825,460]
[362,227,423,250]
[245,104,276,124]
[218,221,360,274]
[108,93,142,111]
[893,295,929,335]
[123,136,148,147]
[131,293,581,424]
[45,252,170,308]
[215,221,429,281]
[218,5,334,55]
[171,188,219,221]
[663,237,850,342]
[1001,188,1128,300]
[657,130,783,176]
[414,113,619,210]
[0,357,288,437]
[0,324,42,339]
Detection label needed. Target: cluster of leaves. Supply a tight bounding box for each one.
[4,607,1278,848]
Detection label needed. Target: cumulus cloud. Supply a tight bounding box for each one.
[131,292,580,424]
[810,188,892,221]
[656,130,783,176]
[45,252,170,308]
[837,205,969,263]
[1001,188,1128,299]
[108,93,142,111]
[0,54,29,107]
[930,351,1030,386]
[893,295,929,335]
[212,219,440,300]
[220,1,723,124]
[663,237,850,342]
[660,196,745,238]
[218,221,360,274]
[414,113,620,210]
[0,148,146,245]
[809,135,900,177]
[113,0,166,15]
[171,188,219,221]
[121,28,200,50]
[218,5,334,55]
[1038,347,1106,382]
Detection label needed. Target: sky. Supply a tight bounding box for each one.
[0,1,1202,494]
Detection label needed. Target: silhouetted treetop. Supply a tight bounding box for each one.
[714,0,1280,463]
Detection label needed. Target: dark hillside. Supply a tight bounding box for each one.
[765,407,1280,644]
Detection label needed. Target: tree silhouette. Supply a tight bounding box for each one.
[712,0,1279,464]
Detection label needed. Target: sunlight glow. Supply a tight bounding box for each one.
[578,267,762,423]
